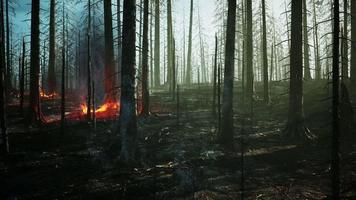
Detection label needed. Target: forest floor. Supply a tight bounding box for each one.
[1,81,356,200]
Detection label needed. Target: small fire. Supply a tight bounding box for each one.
[40,89,59,99]
[80,100,120,119]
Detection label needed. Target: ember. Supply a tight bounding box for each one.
[40,89,59,99]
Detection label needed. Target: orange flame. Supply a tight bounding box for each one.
[80,100,120,119]
[40,89,59,99]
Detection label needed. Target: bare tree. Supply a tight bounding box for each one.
[120,0,138,162]
[141,0,149,116]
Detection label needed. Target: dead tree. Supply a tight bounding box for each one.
[0,0,8,153]
[20,37,25,114]
[28,0,41,124]
[47,0,57,93]
[120,0,138,162]
[303,0,312,80]
[212,35,218,117]
[141,0,149,116]
[154,0,160,87]
[331,0,340,198]
[285,0,313,139]
[186,0,193,85]
[220,0,236,149]
[104,0,116,101]
[351,0,356,91]
[262,0,269,104]
[61,3,66,134]
[86,0,92,121]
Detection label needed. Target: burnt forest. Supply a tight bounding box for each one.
[1,0,356,199]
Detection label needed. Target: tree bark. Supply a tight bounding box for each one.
[285,0,313,139]
[220,0,236,149]
[120,0,138,162]
[154,0,160,87]
[20,37,25,114]
[246,0,254,114]
[0,0,8,153]
[342,0,348,80]
[351,0,356,90]
[87,0,92,121]
[186,0,193,85]
[104,0,116,101]
[312,0,321,80]
[331,0,340,198]
[303,0,312,80]
[5,0,11,96]
[117,0,122,90]
[262,0,269,104]
[47,0,57,94]
[28,0,41,124]
[141,0,149,116]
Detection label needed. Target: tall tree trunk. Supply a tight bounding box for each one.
[5,0,11,96]
[28,0,41,124]
[104,0,116,101]
[117,0,122,89]
[331,0,340,198]
[0,0,8,153]
[186,0,193,85]
[312,0,321,80]
[219,0,236,149]
[61,6,66,134]
[87,0,92,121]
[351,0,356,90]
[120,0,138,162]
[20,37,25,114]
[212,35,218,117]
[141,0,149,116]
[149,1,153,87]
[303,0,312,80]
[154,0,160,87]
[262,0,269,104]
[166,0,173,91]
[342,0,348,80]
[285,0,313,139]
[47,0,57,93]
[246,0,253,114]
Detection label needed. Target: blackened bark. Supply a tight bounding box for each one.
[331,0,340,198]
[212,35,218,117]
[285,0,313,139]
[47,0,57,93]
[351,0,356,90]
[262,0,269,104]
[117,0,122,89]
[87,0,92,121]
[303,0,312,80]
[20,37,25,114]
[141,0,149,116]
[186,0,193,85]
[0,0,8,153]
[5,0,11,95]
[154,0,160,87]
[120,0,137,162]
[246,0,254,114]
[220,0,236,149]
[104,0,116,101]
[28,0,41,124]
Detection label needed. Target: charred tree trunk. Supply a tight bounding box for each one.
[262,0,269,104]
[219,0,236,149]
[246,0,254,114]
[351,0,356,91]
[5,0,11,96]
[141,0,149,116]
[303,0,312,80]
[120,0,138,162]
[331,0,340,198]
[167,0,173,89]
[0,0,8,153]
[61,5,66,134]
[87,0,92,121]
[28,0,41,124]
[20,37,25,114]
[104,0,116,101]
[154,0,160,87]
[212,35,218,117]
[117,0,122,89]
[47,0,57,94]
[186,0,193,85]
[285,0,313,139]
[312,0,321,80]
[342,0,348,80]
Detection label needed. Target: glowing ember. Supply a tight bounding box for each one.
[40,89,59,99]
